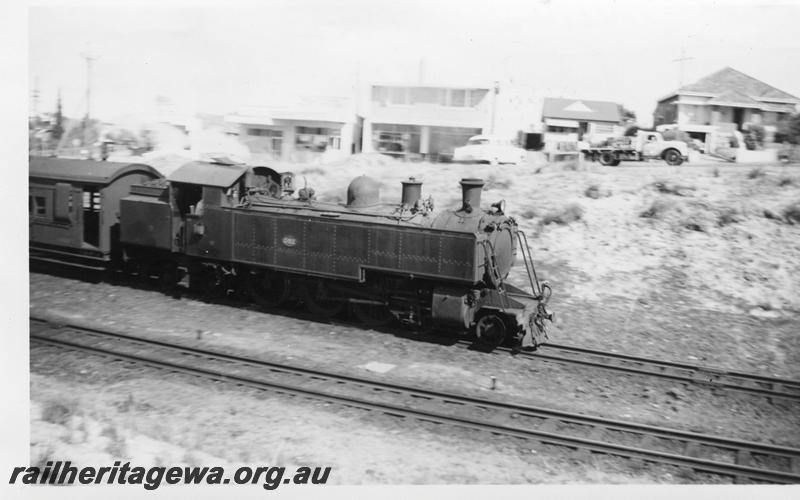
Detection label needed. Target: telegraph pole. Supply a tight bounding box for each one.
[490,81,499,135]
[672,47,694,87]
[31,76,40,119]
[81,48,97,125]
[80,47,97,147]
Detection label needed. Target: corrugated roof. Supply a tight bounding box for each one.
[674,67,800,103]
[29,157,161,185]
[168,161,248,187]
[542,98,621,123]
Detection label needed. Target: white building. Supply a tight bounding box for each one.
[225,96,363,164]
[362,82,498,161]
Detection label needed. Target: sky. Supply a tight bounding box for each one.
[26,0,800,128]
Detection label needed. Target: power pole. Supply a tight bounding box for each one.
[672,47,694,87]
[490,81,499,135]
[81,48,97,125]
[31,76,40,119]
[80,47,98,148]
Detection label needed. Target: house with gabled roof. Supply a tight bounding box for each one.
[539,97,624,160]
[653,67,800,143]
[541,97,623,140]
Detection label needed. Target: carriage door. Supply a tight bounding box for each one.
[53,183,74,226]
[82,187,101,247]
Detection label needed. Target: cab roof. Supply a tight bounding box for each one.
[29,157,161,185]
[168,161,248,187]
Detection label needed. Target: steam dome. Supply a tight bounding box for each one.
[346,175,381,208]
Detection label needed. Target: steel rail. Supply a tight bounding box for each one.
[29,317,800,484]
[504,342,800,403]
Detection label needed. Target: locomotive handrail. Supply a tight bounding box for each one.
[242,199,427,224]
[517,231,543,298]
[480,239,508,312]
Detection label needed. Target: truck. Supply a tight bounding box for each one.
[581,131,689,166]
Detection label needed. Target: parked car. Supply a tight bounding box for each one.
[453,135,527,165]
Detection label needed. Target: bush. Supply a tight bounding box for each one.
[716,207,741,227]
[651,180,695,196]
[542,203,585,225]
[41,399,78,425]
[775,113,800,145]
[101,425,128,458]
[784,202,800,224]
[712,167,720,178]
[747,167,765,179]
[748,123,765,148]
[778,176,794,187]
[639,198,675,219]
[744,134,758,151]
[520,209,537,220]
[584,184,611,199]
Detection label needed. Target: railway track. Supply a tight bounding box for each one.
[30,317,800,484]
[34,268,800,405]
[502,342,800,403]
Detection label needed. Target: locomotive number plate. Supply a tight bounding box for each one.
[281,235,297,247]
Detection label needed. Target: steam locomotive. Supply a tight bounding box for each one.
[29,156,552,348]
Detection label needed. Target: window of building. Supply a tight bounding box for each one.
[372,123,421,155]
[449,89,466,107]
[411,87,442,105]
[547,126,578,134]
[467,89,487,107]
[372,86,388,104]
[593,123,615,134]
[389,87,409,105]
[247,128,282,137]
[296,126,341,152]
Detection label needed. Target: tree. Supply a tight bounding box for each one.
[620,105,637,126]
[776,113,800,145]
[624,125,639,137]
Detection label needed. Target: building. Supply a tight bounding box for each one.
[362,83,496,161]
[539,98,624,159]
[653,67,800,144]
[541,98,623,140]
[224,96,363,164]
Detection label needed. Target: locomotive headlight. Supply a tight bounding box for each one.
[491,200,506,215]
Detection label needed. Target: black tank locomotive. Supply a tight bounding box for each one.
[30,157,553,348]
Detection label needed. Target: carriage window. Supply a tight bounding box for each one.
[83,191,101,210]
[31,196,47,216]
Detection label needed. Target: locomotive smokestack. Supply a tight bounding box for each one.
[401,177,422,206]
[459,178,484,213]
